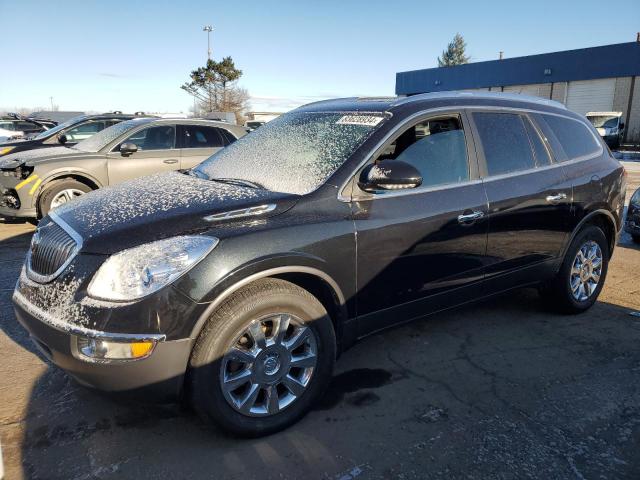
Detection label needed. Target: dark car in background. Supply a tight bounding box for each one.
[625,186,640,243]
[0,117,246,219]
[12,92,625,436]
[0,112,149,158]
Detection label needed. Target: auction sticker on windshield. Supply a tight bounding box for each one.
[336,115,385,126]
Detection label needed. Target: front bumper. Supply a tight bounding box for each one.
[0,182,36,219]
[625,204,640,235]
[13,296,193,400]
[625,219,640,235]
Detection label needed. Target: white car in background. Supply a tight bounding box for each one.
[586,111,625,149]
[0,127,23,143]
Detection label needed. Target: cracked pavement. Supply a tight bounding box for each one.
[1,161,640,479]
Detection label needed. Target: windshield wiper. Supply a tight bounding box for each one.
[210,177,264,189]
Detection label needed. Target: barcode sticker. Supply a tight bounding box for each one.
[336,115,385,127]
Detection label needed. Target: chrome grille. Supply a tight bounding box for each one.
[26,214,81,283]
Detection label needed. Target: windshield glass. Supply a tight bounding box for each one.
[74,118,149,152]
[195,112,385,195]
[34,115,87,139]
[587,115,620,129]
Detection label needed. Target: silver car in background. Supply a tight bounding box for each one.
[0,118,246,220]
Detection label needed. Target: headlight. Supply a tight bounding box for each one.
[87,235,218,301]
[631,189,640,206]
[0,146,15,156]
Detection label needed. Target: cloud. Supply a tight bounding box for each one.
[97,72,128,78]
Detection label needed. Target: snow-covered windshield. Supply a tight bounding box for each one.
[195,112,385,195]
[587,115,620,129]
[34,115,87,139]
[74,118,151,152]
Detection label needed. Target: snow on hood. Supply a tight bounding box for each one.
[0,146,80,168]
[53,171,295,252]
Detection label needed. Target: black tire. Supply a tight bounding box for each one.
[37,178,92,218]
[632,234,640,244]
[188,278,336,437]
[540,225,609,314]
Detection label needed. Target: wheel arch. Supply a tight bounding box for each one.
[562,209,618,262]
[189,266,348,350]
[40,171,103,192]
[32,171,102,215]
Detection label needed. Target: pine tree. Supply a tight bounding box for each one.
[181,56,249,119]
[437,34,470,67]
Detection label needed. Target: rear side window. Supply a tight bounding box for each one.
[473,112,536,176]
[538,114,600,160]
[182,125,226,148]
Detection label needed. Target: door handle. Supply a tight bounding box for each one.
[458,211,484,224]
[546,193,567,204]
[163,159,179,164]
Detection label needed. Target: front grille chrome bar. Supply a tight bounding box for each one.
[26,211,83,283]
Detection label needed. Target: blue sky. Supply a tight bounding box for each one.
[1,0,639,114]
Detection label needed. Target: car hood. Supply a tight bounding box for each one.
[0,136,40,148]
[52,171,298,254]
[0,146,89,168]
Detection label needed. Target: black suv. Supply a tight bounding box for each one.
[0,112,149,157]
[13,93,625,436]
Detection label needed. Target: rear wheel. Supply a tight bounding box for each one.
[38,178,91,218]
[540,225,609,313]
[632,234,640,244]
[188,278,336,436]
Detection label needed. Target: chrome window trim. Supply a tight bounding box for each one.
[338,104,602,202]
[26,210,83,284]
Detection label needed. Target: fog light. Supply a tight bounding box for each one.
[77,337,155,360]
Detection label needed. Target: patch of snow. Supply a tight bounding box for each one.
[55,171,265,237]
[197,112,382,195]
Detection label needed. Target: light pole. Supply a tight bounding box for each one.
[203,25,213,61]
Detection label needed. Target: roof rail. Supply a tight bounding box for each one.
[391,91,567,109]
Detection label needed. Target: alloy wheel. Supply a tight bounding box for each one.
[50,188,86,209]
[220,313,318,417]
[569,240,603,302]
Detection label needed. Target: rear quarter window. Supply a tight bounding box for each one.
[472,112,537,176]
[537,114,601,160]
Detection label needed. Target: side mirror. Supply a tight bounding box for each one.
[358,159,422,192]
[57,133,67,145]
[120,143,138,156]
[619,122,625,130]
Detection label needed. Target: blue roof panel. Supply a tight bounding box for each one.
[396,42,640,95]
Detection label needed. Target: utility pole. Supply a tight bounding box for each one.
[202,25,214,113]
[203,25,213,61]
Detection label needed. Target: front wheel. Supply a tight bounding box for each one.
[188,278,336,436]
[38,178,91,218]
[540,225,609,313]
